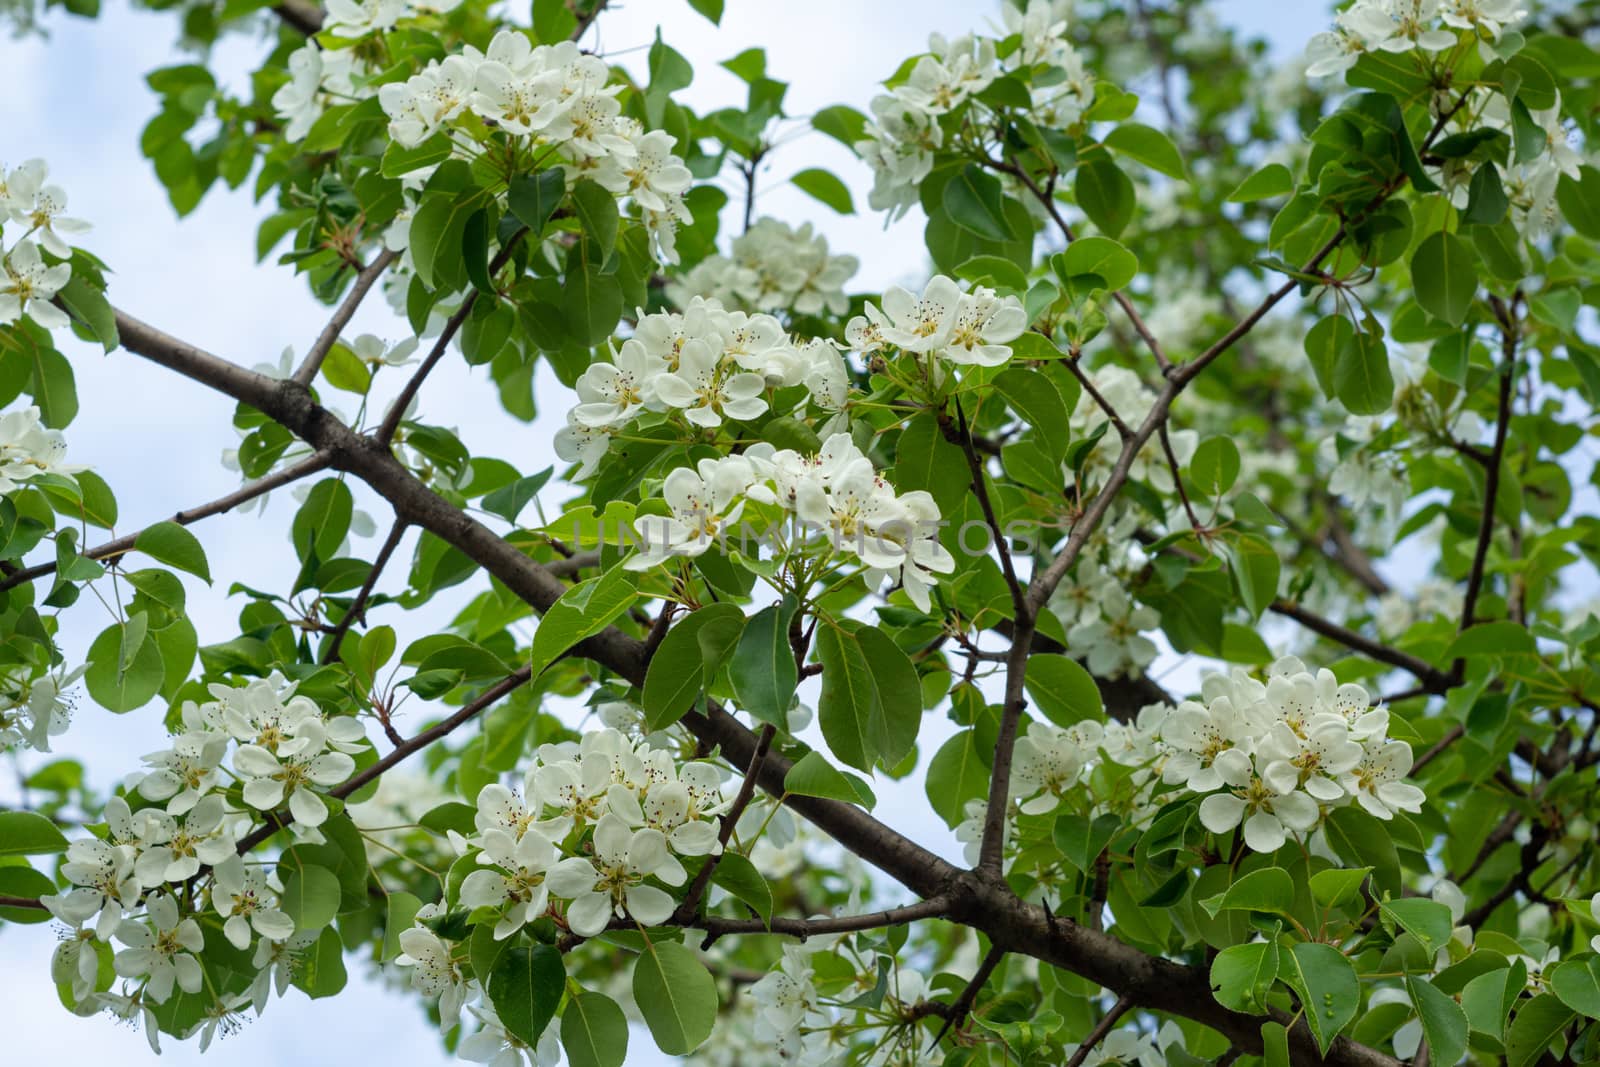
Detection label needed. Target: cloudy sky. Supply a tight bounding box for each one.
[1,1,1316,1063]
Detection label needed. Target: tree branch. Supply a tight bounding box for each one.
[291,249,399,387]
[0,451,332,593]
[320,516,408,665]
[696,896,951,945]
[928,942,1005,1047]
[1460,294,1519,632]
[1064,995,1136,1067]
[1268,598,1453,692]
[673,722,777,924]
[107,305,1406,1067]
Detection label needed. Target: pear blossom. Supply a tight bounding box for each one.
[545,814,685,937]
[461,828,562,940]
[1342,738,1426,818]
[0,158,91,256]
[112,894,205,1003]
[396,925,473,1032]
[233,726,356,828]
[0,239,71,330]
[211,857,295,950]
[649,340,769,428]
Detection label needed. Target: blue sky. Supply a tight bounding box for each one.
[0,1,1320,1063]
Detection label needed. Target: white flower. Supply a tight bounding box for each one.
[459,1001,563,1066]
[396,925,472,1031]
[944,286,1027,366]
[43,836,140,941]
[212,856,295,949]
[1342,737,1426,818]
[856,275,963,355]
[0,662,84,750]
[651,339,769,429]
[545,814,685,937]
[323,0,408,37]
[596,128,693,214]
[626,459,754,569]
[113,894,205,1003]
[1440,0,1526,39]
[233,725,355,828]
[136,728,229,814]
[572,339,665,427]
[1,159,91,257]
[0,239,71,330]
[132,793,237,886]
[1067,587,1160,679]
[1012,721,1096,815]
[1198,762,1320,854]
[349,333,419,368]
[748,943,820,1034]
[461,828,561,940]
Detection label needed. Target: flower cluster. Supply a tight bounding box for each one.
[557,296,848,475]
[665,218,858,317]
[1305,0,1524,80]
[847,274,1028,369]
[135,672,367,831]
[394,728,725,1037]
[1162,656,1424,852]
[36,675,368,1042]
[1,159,89,331]
[626,433,957,611]
[858,15,1093,219]
[994,658,1425,860]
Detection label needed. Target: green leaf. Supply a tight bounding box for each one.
[293,926,347,998]
[1226,534,1281,620]
[381,134,452,179]
[894,414,968,519]
[642,604,746,730]
[1210,939,1279,1013]
[1283,943,1361,1056]
[1199,867,1294,917]
[1333,329,1394,416]
[1505,993,1575,1067]
[1303,314,1352,399]
[710,852,773,924]
[409,190,481,290]
[995,368,1069,460]
[1190,436,1241,497]
[816,622,920,772]
[1445,621,1537,659]
[1261,1021,1289,1067]
[790,168,854,214]
[1228,163,1294,202]
[0,865,55,922]
[279,864,341,932]
[570,179,620,259]
[1411,231,1478,326]
[1549,958,1600,1019]
[1055,811,1122,873]
[942,164,1017,242]
[1309,867,1372,909]
[1022,654,1103,727]
[291,479,353,564]
[561,991,629,1067]
[633,940,718,1055]
[686,0,722,23]
[507,169,567,238]
[135,521,211,582]
[1380,898,1453,957]
[1323,807,1400,896]
[482,468,554,523]
[1075,158,1135,237]
[784,750,875,807]
[1402,976,1466,1066]
[55,276,119,352]
[1463,162,1509,226]
[811,104,867,147]
[0,810,69,855]
[1462,966,1518,1040]
[490,945,566,1048]
[1557,166,1600,240]
[565,268,623,347]
[528,565,638,678]
[1104,122,1186,179]
[730,597,799,728]
[23,340,78,428]
[925,729,990,826]
[1058,236,1138,292]
[85,616,164,713]
[381,892,423,962]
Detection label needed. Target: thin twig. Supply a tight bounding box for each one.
[1459,294,1519,633]
[291,249,399,386]
[1269,599,1453,692]
[673,723,778,923]
[696,896,950,946]
[929,943,1006,1048]
[955,398,1028,622]
[0,452,332,592]
[1064,996,1137,1067]
[320,516,409,665]
[376,230,528,443]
